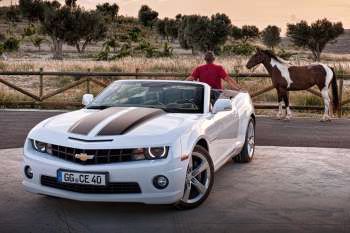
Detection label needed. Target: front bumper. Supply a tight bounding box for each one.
[23,144,187,204]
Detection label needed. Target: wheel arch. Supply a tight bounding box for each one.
[196,138,209,152]
[250,113,256,125]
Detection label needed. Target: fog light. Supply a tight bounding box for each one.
[153,175,169,189]
[24,166,33,179]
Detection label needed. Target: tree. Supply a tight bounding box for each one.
[165,18,179,41]
[65,0,77,8]
[5,6,20,35]
[231,25,259,43]
[175,14,182,21]
[138,5,158,27]
[31,36,45,51]
[178,17,189,50]
[65,9,108,53]
[96,2,119,22]
[230,25,242,40]
[207,13,231,51]
[178,14,231,53]
[19,0,47,22]
[178,15,211,54]
[21,0,108,58]
[156,18,167,39]
[156,18,179,42]
[287,18,344,61]
[6,6,20,23]
[261,25,281,50]
[40,5,71,59]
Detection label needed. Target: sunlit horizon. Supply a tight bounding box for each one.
[1,0,350,32]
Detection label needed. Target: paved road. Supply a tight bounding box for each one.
[1,146,349,233]
[0,110,349,149]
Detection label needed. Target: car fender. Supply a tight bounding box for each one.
[233,93,255,144]
[180,125,210,161]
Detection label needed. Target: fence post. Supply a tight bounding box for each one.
[233,67,240,84]
[86,69,91,94]
[135,68,140,79]
[39,67,43,99]
[337,78,343,118]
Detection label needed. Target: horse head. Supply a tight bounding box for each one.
[246,48,268,69]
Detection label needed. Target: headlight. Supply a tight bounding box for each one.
[31,140,52,154]
[145,146,169,160]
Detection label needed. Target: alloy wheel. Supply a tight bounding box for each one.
[247,121,255,158]
[181,152,211,204]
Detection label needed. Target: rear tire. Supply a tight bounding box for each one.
[174,145,214,210]
[234,118,255,163]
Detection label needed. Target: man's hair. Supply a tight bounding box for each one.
[204,51,215,63]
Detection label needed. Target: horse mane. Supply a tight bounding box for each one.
[261,49,286,64]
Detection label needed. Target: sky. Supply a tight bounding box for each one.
[2,0,350,32]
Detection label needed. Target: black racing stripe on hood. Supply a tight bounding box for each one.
[68,107,128,135]
[98,108,165,136]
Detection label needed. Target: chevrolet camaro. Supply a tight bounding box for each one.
[23,80,255,209]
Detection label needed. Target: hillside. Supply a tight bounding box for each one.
[324,29,350,54]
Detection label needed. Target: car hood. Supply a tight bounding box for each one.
[38,107,201,139]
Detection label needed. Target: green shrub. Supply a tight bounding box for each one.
[222,43,255,56]
[0,44,4,56]
[3,37,20,52]
[30,36,45,51]
[128,27,142,42]
[113,44,132,59]
[97,45,110,61]
[118,34,130,42]
[22,24,36,38]
[277,49,296,60]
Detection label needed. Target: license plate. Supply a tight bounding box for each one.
[57,170,108,186]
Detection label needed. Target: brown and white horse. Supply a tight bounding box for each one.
[246,49,339,121]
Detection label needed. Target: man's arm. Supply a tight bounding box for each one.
[186,76,195,81]
[225,76,241,91]
[187,67,199,81]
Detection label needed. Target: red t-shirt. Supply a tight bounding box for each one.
[191,63,228,89]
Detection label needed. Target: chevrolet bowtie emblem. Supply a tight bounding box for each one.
[74,153,95,162]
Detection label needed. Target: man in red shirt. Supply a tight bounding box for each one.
[186,51,240,90]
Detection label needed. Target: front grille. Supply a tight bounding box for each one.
[41,176,142,194]
[51,144,143,165]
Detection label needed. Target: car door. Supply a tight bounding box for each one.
[206,102,239,165]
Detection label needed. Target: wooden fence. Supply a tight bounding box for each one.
[0,70,349,117]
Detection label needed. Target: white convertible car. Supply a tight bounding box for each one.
[23,80,255,209]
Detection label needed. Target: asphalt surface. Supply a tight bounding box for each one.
[1,146,350,233]
[0,110,350,149]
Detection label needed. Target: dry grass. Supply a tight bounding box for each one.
[0,56,349,117]
[1,55,350,74]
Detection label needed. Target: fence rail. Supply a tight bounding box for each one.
[0,70,349,116]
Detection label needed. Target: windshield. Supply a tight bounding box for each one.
[87,81,205,113]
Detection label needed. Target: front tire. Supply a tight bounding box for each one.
[174,145,214,210]
[234,118,255,163]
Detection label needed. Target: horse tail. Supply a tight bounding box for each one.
[330,67,339,112]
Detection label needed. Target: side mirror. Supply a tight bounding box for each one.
[212,99,232,114]
[82,94,94,106]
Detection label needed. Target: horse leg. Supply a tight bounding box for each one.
[283,92,292,120]
[321,87,331,122]
[277,91,283,120]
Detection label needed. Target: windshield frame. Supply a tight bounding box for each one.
[87,80,208,114]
